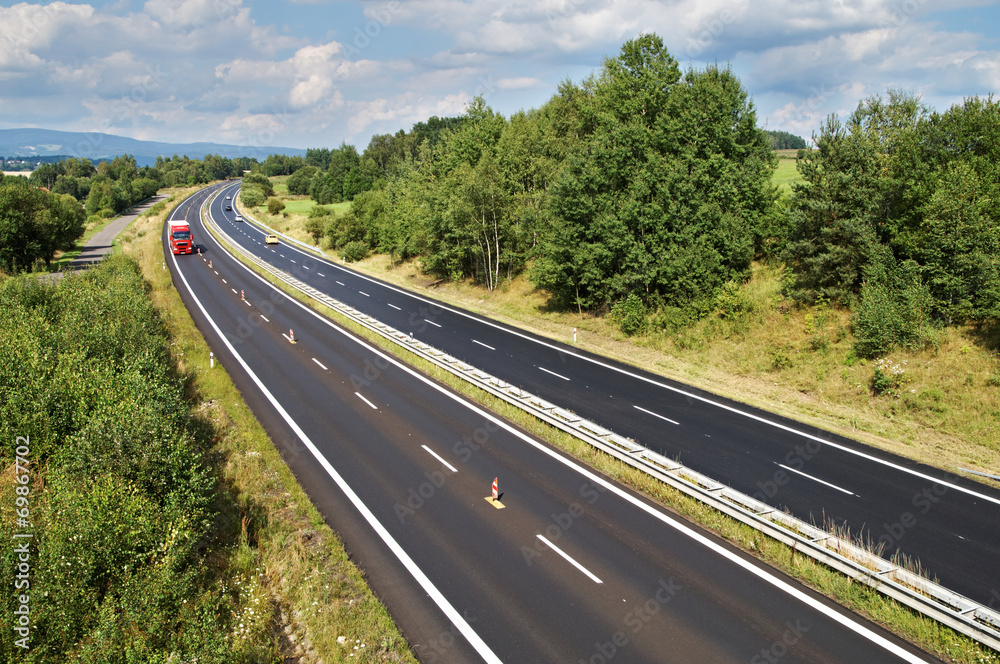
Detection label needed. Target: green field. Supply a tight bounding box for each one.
[771,149,807,196]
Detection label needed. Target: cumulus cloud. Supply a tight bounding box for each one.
[1,0,998,148]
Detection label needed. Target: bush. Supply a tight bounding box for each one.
[340,240,369,262]
[611,293,647,336]
[239,185,265,208]
[871,358,907,396]
[852,255,933,358]
[0,256,251,662]
[241,172,274,197]
[304,215,326,244]
[266,197,285,215]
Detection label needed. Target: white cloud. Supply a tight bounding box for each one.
[143,0,228,28]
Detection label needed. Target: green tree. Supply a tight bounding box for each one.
[0,179,85,272]
[241,172,274,197]
[917,161,1000,323]
[266,197,285,215]
[286,165,318,195]
[240,185,265,208]
[533,35,773,311]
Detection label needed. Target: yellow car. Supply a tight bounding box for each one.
[265,235,279,245]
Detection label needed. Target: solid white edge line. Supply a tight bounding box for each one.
[355,391,378,410]
[536,535,603,584]
[312,358,328,371]
[421,445,458,473]
[472,339,496,351]
[777,463,856,496]
[265,238,999,508]
[170,224,503,664]
[538,366,570,381]
[202,191,934,664]
[633,404,679,425]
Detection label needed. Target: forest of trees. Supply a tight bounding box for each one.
[288,55,997,358]
[765,130,808,150]
[783,91,1000,356]
[304,34,778,317]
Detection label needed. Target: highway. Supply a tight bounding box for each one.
[165,184,946,662]
[201,182,1000,608]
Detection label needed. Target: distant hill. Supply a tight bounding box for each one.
[0,128,306,167]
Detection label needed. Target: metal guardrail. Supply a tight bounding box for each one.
[207,192,1000,652]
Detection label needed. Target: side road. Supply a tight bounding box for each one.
[69,194,168,269]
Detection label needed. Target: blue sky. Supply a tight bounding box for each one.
[1,0,998,151]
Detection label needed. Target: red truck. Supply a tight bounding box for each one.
[167,219,194,254]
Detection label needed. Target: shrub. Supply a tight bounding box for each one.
[239,185,265,208]
[611,293,647,336]
[340,240,369,262]
[266,197,285,215]
[853,257,933,358]
[871,358,907,396]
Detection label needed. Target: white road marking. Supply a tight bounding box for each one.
[245,301,251,307]
[424,319,441,328]
[539,366,570,381]
[318,272,326,277]
[633,405,679,425]
[231,288,237,294]
[214,271,218,275]
[312,358,328,371]
[777,463,857,496]
[290,259,296,263]
[536,535,603,584]
[422,445,458,473]
[388,303,402,310]
[222,279,227,283]
[282,333,293,343]
[360,291,371,297]
[336,281,345,286]
[472,339,495,351]
[260,315,270,322]
[355,392,378,410]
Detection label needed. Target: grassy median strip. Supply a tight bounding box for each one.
[211,205,999,664]
[119,187,417,663]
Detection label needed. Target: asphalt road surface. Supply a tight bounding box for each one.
[166,184,945,663]
[199,182,1000,609]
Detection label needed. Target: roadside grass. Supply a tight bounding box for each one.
[205,212,999,664]
[119,187,417,663]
